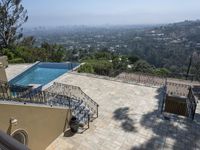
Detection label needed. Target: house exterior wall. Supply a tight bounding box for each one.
[0,103,72,150]
[0,63,7,82]
[0,56,8,68]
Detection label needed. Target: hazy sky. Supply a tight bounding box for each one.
[23,0,200,27]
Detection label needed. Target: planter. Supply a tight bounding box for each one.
[69,116,79,133]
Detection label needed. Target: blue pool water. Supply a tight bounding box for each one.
[10,62,78,86]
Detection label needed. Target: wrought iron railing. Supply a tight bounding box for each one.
[192,86,200,99]
[0,81,98,131]
[186,87,198,120]
[162,80,199,120]
[0,80,34,100]
[166,82,190,97]
[117,72,167,86]
[161,80,167,113]
[46,82,99,119]
[41,91,91,130]
[72,72,167,87]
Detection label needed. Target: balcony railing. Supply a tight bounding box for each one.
[118,72,167,86]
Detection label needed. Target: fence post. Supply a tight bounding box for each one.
[138,74,141,83]
[88,114,90,129]
[97,105,99,118]
[69,97,71,109]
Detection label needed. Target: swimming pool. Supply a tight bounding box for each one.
[9,62,79,86]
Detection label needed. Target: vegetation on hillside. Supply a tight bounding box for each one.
[0,0,199,80]
[77,50,171,77]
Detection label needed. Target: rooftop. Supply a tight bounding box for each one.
[5,64,200,150]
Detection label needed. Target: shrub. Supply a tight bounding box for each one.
[78,63,94,73]
[153,68,171,76]
[9,58,25,64]
[132,60,155,73]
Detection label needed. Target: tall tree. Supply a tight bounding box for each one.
[0,0,28,51]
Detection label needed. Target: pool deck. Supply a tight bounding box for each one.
[5,64,200,150]
[6,64,33,80]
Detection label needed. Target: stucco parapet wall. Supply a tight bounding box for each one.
[0,56,8,68]
[0,100,70,110]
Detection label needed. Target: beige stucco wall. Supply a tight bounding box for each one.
[0,56,8,68]
[0,63,7,82]
[0,103,72,150]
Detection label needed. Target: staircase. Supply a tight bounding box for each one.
[44,82,99,131]
[0,81,99,132]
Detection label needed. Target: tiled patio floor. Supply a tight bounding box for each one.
[46,73,200,150]
[5,65,200,150]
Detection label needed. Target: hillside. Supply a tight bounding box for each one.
[23,20,200,80]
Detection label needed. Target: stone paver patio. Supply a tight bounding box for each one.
[5,65,200,150]
[47,73,200,150]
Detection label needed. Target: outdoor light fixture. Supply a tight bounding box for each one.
[10,118,18,126]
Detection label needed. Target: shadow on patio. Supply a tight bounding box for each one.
[113,107,136,132]
[131,87,200,150]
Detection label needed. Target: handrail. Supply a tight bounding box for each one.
[0,130,29,150]
[46,82,99,118]
[186,86,198,120]
[0,82,96,130]
[42,90,92,129]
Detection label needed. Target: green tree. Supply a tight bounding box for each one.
[153,68,171,76]
[132,60,155,73]
[20,36,35,47]
[193,62,200,81]
[128,55,139,64]
[0,0,28,51]
[78,63,94,73]
[92,60,113,76]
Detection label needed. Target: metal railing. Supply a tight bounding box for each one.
[186,87,198,120]
[40,91,91,130]
[71,72,167,88]
[46,82,99,119]
[0,80,33,100]
[0,81,98,130]
[161,80,199,120]
[117,72,167,87]
[0,130,29,150]
[192,86,200,99]
[166,82,190,97]
[161,80,167,114]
